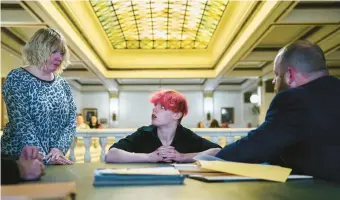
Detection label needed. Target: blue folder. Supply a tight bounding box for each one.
[93,168,185,186]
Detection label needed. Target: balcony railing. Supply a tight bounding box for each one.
[70,128,253,163]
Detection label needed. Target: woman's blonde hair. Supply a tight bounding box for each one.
[22,28,70,73]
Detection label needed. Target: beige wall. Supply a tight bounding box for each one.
[72,89,258,129]
[259,83,275,124]
[1,49,22,77]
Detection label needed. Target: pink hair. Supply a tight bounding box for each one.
[150,89,188,117]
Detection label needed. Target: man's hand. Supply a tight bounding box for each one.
[16,159,45,181]
[19,146,43,161]
[45,148,73,165]
[157,146,186,162]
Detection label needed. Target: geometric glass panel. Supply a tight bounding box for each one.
[90,0,228,49]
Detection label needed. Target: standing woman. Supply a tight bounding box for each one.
[1,28,76,165]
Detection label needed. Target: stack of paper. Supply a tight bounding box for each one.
[172,155,313,183]
[197,160,292,182]
[93,167,185,186]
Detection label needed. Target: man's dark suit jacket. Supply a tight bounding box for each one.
[216,76,340,182]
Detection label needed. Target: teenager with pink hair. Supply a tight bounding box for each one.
[105,89,221,163]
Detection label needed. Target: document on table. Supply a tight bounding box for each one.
[197,160,292,182]
[188,174,313,182]
[173,163,312,182]
[176,155,313,182]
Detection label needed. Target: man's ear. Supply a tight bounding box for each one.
[173,112,183,120]
[286,67,296,84]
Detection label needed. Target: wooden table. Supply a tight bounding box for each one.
[38,163,340,200]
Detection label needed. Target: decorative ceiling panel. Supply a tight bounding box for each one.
[326,50,340,60]
[327,60,340,67]
[117,79,160,84]
[243,51,277,62]
[116,78,205,84]
[90,0,227,49]
[258,25,313,47]
[8,27,41,42]
[219,78,247,84]
[76,79,102,85]
[235,61,267,69]
[67,64,86,69]
[160,78,205,84]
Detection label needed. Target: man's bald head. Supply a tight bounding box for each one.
[273,40,329,92]
[275,40,327,76]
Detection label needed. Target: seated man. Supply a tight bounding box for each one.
[105,89,221,163]
[216,40,340,182]
[1,146,45,184]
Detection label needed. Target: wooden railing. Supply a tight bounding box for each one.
[70,128,253,163]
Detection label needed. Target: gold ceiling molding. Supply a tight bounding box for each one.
[59,0,263,71]
[208,1,258,61]
[1,28,25,55]
[318,29,340,52]
[225,70,262,78]
[257,25,340,80]
[58,1,113,64]
[214,1,297,76]
[258,24,314,48]
[29,0,295,78]
[106,68,216,78]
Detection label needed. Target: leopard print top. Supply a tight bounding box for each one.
[1,67,76,157]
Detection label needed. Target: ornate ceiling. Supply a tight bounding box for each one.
[90,0,227,49]
[1,1,340,92]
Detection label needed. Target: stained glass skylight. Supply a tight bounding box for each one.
[90,0,228,49]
